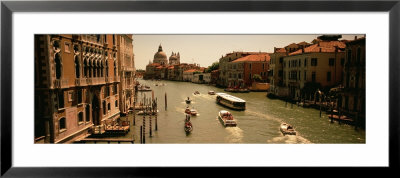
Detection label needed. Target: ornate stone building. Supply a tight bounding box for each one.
[117,35,135,115]
[169,52,180,65]
[34,34,121,143]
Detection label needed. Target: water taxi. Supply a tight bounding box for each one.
[218,110,237,127]
[280,123,296,135]
[216,93,246,110]
[208,91,215,95]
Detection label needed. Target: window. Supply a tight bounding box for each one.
[249,73,252,80]
[304,71,307,80]
[85,105,90,122]
[249,64,252,69]
[298,59,301,67]
[75,56,80,78]
[55,53,62,79]
[58,91,64,109]
[114,61,117,77]
[329,58,335,66]
[77,89,82,104]
[304,58,307,67]
[103,101,106,115]
[262,63,265,69]
[238,73,241,79]
[327,72,331,82]
[341,58,345,66]
[279,57,283,64]
[278,70,283,77]
[53,40,60,50]
[298,71,301,80]
[113,85,117,95]
[115,100,118,107]
[78,112,84,124]
[312,72,316,82]
[311,58,318,66]
[108,103,111,111]
[59,117,66,132]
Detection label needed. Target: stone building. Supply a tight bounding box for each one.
[230,53,270,87]
[218,52,268,87]
[34,34,121,143]
[282,37,346,100]
[338,36,366,127]
[269,42,311,97]
[117,35,135,115]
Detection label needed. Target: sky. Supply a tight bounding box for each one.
[132,34,363,70]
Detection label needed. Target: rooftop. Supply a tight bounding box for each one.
[289,41,346,56]
[232,53,270,63]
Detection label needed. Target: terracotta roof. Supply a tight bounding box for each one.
[168,66,174,69]
[183,69,200,73]
[156,66,163,69]
[232,54,270,63]
[147,63,161,67]
[275,48,286,53]
[289,41,346,56]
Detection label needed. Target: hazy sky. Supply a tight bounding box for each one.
[133,34,363,70]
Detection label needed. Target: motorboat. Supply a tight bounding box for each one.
[280,123,297,135]
[208,91,215,95]
[217,110,237,127]
[185,97,192,104]
[194,91,200,95]
[185,107,198,116]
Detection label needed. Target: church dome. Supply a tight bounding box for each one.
[153,44,167,64]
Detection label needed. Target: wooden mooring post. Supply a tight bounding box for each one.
[149,109,152,137]
[165,92,168,110]
[330,105,334,123]
[143,114,146,144]
[140,125,143,144]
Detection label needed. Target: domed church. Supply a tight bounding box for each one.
[153,44,168,65]
[169,51,180,65]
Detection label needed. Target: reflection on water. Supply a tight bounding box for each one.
[117,79,365,144]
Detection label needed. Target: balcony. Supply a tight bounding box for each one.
[75,78,88,86]
[54,79,69,89]
[92,77,106,85]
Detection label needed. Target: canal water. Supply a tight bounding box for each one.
[102,79,365,144]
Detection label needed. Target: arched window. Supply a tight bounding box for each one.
[74,56,80,78]
[59,117,66,131]
[53,40,60,50]
[85,105,90,122]
[100,61,103,77]
[93,60,97,78]
[55,53,62,79]
[105,61,109,77]
[103,101,106,115]
[114,61,117,77]
[78,112,84,123]
[83,59,87,77]
[89,59,93,78]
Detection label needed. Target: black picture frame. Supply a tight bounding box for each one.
[1,0,399,177]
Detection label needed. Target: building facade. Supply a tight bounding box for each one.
[338,37,366,127]
[117,35,135,115]
[282,39,346,100]
[230,53,270,88]
[35,34,121,143]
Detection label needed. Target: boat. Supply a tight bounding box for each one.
[216,93,246,110]
[184,118,193,133]
[208,91,215,95]
[217,110,237,127]
[194,91,200,95]
[137,110,159,115]
[224,87,250,93]
[137,85,152,92]
[280,123,296,135]
[185,97,192,104]
[184,107,198,116]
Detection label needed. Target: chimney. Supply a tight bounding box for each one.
[301,47,304,53]
[354,36,358,40]
[319,48,322,53]
[274,47,276,53]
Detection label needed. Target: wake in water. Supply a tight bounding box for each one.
[267,135,312,144]
[225,127,244,143]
